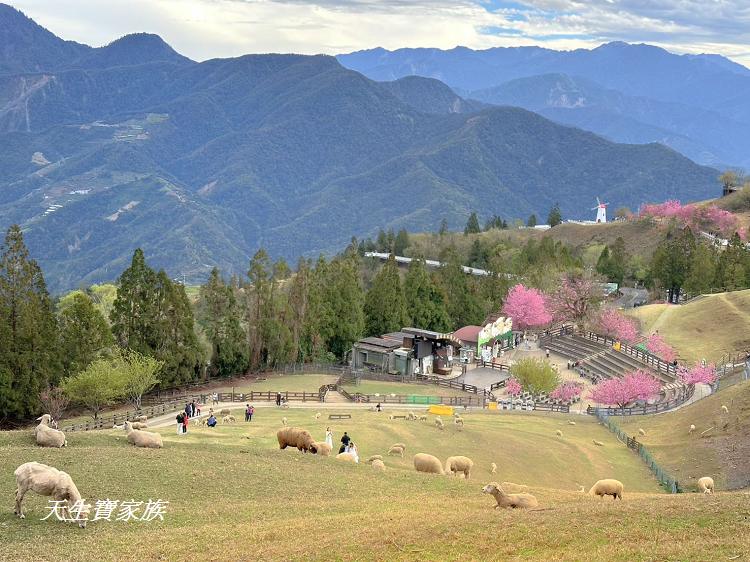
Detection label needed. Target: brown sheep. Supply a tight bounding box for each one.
[371,459,386,471]
[219,408,231,416]
[388,445,405,458]
[313,442,332,457]
[277,427,318,453]
[482,482,538,509]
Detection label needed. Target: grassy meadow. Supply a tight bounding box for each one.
[3,407,748,561]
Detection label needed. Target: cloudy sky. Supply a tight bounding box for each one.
[10,0,750,65]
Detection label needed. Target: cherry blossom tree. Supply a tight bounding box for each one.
[588,370,661,409]
[505,377,522,397]
[549,381,583,402]
[548,273,603,328]
[646,333,677,363]
[639,200,739,238]
[501,284,551,331]
[595,309,639,343]
[677,363,717,385]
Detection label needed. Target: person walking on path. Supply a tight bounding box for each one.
[339,431,351,454]
[276,392,282,406]
[248,404,254,421]
[191,400,198,417]
[182,411,189,434]
[325,427,333,448]
[245,404,251,422]
[176,412,184,434]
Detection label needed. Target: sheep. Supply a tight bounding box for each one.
[129,421,149,430]
[501,482,529,493]
[567,420,576,426]
[454,416,465,427]
[413,453,444,475]
[638,428,646,436]
[222,415,236,424]
[282,417,288,426]
[407,411,416,421]
[388,445,405,458]
[689,424,696,434]
[371,459,386,471]
[418,415,428,421]
[312,442,332,457]
[588,479,624,500]
[392,442,406,451]
[198,417,207,426]
[14,462,90,528]
[577,485,586,493]
[445,456,474,479]
[134,415,148,422]
[592,440,604,447]
[123,421,163,448]
[219,408,231,416]
[388,414,395,420]
[315,412,321,420]
[697,476,714,494]
[482,482,538,509]
[277,427,317,453]
[336,452,358,463]
[365,455,383,463]
[434,417,444,430]
[721,405,729,414]
[490,462,497,474]
[555,429,563,437]
[34,415,67,448]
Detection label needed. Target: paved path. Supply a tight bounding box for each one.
[615,287,648,309]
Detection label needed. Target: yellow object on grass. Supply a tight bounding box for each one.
[428,405,454,416]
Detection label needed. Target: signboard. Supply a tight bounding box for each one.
[477,316,513,352]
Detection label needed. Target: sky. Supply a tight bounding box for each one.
[9,0,750,66]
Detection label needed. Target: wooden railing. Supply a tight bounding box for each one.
[586,384,695,416]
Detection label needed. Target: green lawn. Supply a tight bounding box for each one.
[342,380,473,398]
[11,409,745,561]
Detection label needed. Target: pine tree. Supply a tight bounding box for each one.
[364,255,407,336]
[527,214,538,227]
[439,218,449,236]
[196,268,248,378]
[464,212,481,235]
[649,227,696,302]
[111,248,158,353]
[394,229,410,255]
[319,254,364,357]
[685,242,718,296]
[0,225,60,420]
[468,239,489,269]
[596,246,611,278]
[57,291,113,376]
[246,248,273,370]
[438,248,483,328]
[547,203,563,227]
[403,258,451,331]
[717,233,749,291]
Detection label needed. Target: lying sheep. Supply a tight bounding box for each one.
[14,462,89,528]
[482,482,538,509]
[336,452,358,463]
[365,455,383,463]
[281,417,288,426]
[129,421,148,430]
[445,456,474,479]
[315,412,321,420]
[413,453,444,475]
[697,476,714,494]
[490,462,497,474]
[567,420,576,426]
[721,405,729,414]
[371,459,386,471]
[219,408,231,416]
[34,414,67,448]
[555,429,563,437]
[689,424,696,434]
[222,415,236,424]
[313,442,332,457]
[388,445,405,458]
[589,479,623,500]
[501,481,529,493]
[123,421,163,448]
[134,415,148,422]
[277,427,317,453]
[434,417,444,430]
[592,440,604,447]
[638,428,646,436]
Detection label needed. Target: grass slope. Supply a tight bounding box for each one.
[341,381,473,398]
[5,409,731,561]
[627,289,750,363]
[620,380,750,491]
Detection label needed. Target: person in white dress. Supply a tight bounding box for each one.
[346,442,359,463]
[325,427,333,448]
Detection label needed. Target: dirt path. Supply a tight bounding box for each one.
[649,305,675,334]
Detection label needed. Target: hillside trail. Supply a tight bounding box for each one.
[717,292,750,321]
[649,305,676,334]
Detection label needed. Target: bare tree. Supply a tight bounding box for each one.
[38,385,70,422]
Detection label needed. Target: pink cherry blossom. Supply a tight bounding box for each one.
[501,284,552,331]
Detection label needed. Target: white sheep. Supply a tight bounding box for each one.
[589,479,623,500]
[388,445,405,458]
[490,462,497,474]
[371,459,386,472]
[14,462,89,527]
[407,411,416,421]
[223,415,236,424]
[34,414,67,448]
[445,456,474,479]
[483,482,538,509]
[689,424,696,434]
[413,453,444,475]
[418,414,428,421]
[315,412,321,420]
[721,405,729,414]
[129,421,149,430]
[592,440,604,447]
[454,416,465,427]
[281,417,287,426]
[638,428,646,436]
[555,429,563,437]
[434,417,444,430]
[134,415,148,422]
[123,421,163,448]
[365,455,383,463]
[567,420,576,426]
[697,476,714,494]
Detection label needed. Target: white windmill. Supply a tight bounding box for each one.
[592,197,609,223]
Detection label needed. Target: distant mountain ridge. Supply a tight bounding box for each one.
[338,44,750,168]
[0,4,721,291]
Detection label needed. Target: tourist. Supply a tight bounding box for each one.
[212,392,218,405]
[245,403,251,422]
[184,403,191,420]
[346,441,359,463]
[276,392,282,406]
[207,414,217,428]
[325,427,333,448]
[191,400,197,417]
[375,403,381,412]
[183,411,189,433]
[339,431,351,453]
[248,404,254,421]
[545,348,550,359]
[176,411,184,434]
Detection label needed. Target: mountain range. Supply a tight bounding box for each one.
[0,4,721,291]
[338,44,750,169]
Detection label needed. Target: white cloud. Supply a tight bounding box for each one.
[7,0,750,66]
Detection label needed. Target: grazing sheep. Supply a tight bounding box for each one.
[371,459,386,471]
[482,482,538,509]
[490,462,497,474]
[123,421,163,449]
[134,415,148,422]
[501,482,529,493]
[336,452,358,463]
[222,415,236,424]
[34,415,67,448]
[454,416,464,427]
[589,479,624,500]
[277,427,317,453]
[388,414,395,420]
[219,408,231,416]
[281,417,288,426]
[577,485,586,493]
[388,445,405,458]
[14,462,89,528]
[721,405,729,414]
[365,455,383,463]
[129,421,148,430]
[413,453,444,475]
[407,411,416,421]
[418,414,428,421]
[392,443,406,450]
[312,442,332,457]
[567,420,576,426]
[445,456,474,479]
[592,440,604,447]
[434,417,444,430]
[697,476,714,494]
[555,429,563,437]
[315,412,321,420]
[638,428,646,436]
[689,424,696,434]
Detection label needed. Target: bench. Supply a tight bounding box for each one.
[390,415,407,420]
[328,414,351,420]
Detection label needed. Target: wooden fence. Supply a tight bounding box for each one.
[586,384,695,416]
